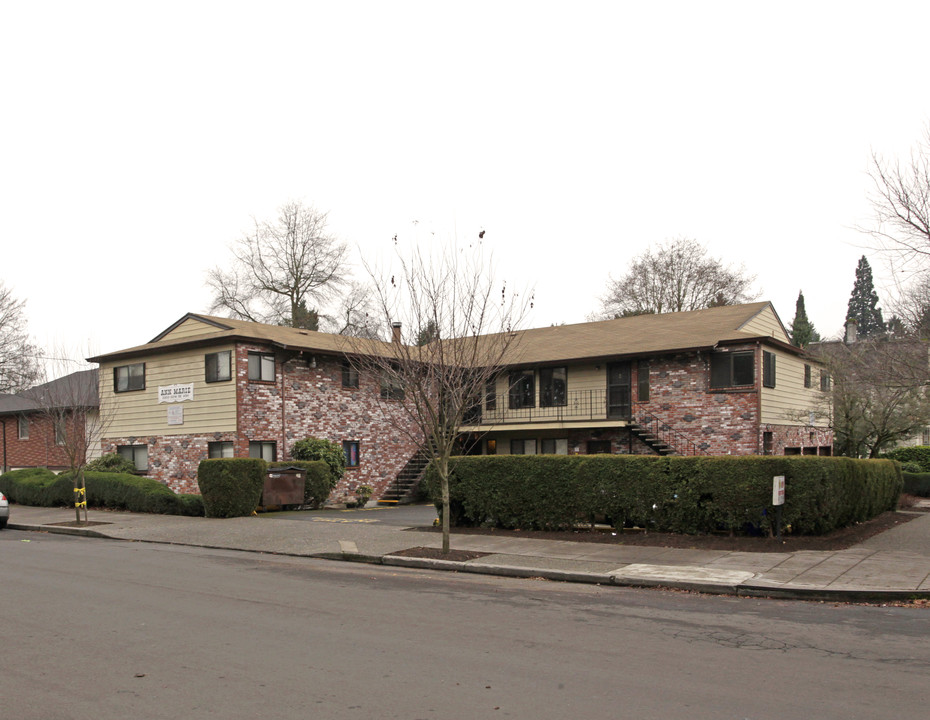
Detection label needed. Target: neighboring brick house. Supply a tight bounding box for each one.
[461,301,833,458]
[0,370,101,473]
[87,302,831,500]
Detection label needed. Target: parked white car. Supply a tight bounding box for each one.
[0,491,9,529]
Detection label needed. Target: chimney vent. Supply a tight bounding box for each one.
[845,318,858,344]
[391,321,402,343]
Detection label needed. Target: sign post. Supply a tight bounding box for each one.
[772,475,785,541]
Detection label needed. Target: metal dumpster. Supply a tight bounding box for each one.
[262,466,306,508]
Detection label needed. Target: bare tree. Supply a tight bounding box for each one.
[596,237,757,318]
[207,201,349,326]
[0,281,41,394]
[812,338,930,458]
[25,358,111,522]
[865,125,930,267]
[344,238,532,553]
[321,280,383,339]
[887,270,930,339]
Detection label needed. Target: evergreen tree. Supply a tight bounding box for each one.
[789,291,820,347]
[288,300,319,330]
[846,256,885,338]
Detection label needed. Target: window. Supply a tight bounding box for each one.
[508,370,535,409]
[17,415,28,440]
[804,364,812,388]
[114,363,145,392]
[380,370,404,400]
[510,438,537,455]
[541,438,568,455]
[820,370,831,391]
[539,367,567,407]
[249,441,277,461]
[587,440,611,454]
[117,444,148,472]
[248,352,275,382]
[762,431,773,455]
[485,378,497,411]
[342,361,359,389]
[205,351,232,383]
[710,352,754,389]
[638,360,650,402]
[208,441,234,458]
[54,418,66,446]
[762,351,776,388]
[343,440,360,468]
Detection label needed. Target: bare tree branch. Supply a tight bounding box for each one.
[207,201,348,326]
[0,281,42,394]
[595,237,758,319]
[343,238,533,553]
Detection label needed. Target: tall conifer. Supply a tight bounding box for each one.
[789,291,819,347]
[846,256,885,338]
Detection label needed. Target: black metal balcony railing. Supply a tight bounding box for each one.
[467,389,613,425]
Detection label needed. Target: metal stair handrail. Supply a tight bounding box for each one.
[630,401,700,456]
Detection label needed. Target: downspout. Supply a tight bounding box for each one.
[281,355,287,462]
[1,418,6,473]
[756,342,763,454]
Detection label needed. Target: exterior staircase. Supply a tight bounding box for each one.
[629,403,698,456]
[377,450,431,505]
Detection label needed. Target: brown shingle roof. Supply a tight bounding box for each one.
[88,302,793,366]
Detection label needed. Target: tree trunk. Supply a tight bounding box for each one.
[439,457,450,554]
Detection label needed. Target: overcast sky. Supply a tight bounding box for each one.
[3,1,929,372]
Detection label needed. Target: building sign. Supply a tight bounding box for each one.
[158,383,194,403]
[167,405,184,425]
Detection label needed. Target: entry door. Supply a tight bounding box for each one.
[607,362,631,419]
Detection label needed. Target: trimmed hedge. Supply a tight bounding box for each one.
[903,472,930,498]
[267,460,333,508]
[425,455,903,536]
[880,446,930,472]
[197,458,265,518]
[0,467,204,516]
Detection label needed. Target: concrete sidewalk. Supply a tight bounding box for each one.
[8,504,930,602]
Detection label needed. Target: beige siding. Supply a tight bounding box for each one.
[740,306,791,343]
[100,345,237,436]
[484,364,606,424]
[161,317,227,341]
[760,348,826,425]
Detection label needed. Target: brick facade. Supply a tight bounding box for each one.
[104,345,422,499]
[487,347,832,457]
[1,411,85,471]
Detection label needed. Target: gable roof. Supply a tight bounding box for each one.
[483,301,797,366]
[87,313,403,363]
[87,302,798,367]
[0,369,98,415]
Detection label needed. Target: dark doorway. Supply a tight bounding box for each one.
[607,362,631,419]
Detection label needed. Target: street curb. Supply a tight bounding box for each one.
[9,522,930,603]
[8,522,110,539]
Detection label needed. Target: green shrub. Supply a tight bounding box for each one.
[880,446,930,472]
[0,468,70,506]
[266,460,333,508]
[903,472,930,497]
[85,453,139,474]
[291,437,345,485]
[0,467,205,516]
[353,484,374,508]
[426,454,902,536]
[197,458,265,518]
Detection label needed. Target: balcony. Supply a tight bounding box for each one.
[463,389,619,426]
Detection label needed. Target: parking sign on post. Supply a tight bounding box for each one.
[773,475,785,506]
[773,475,785,540]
